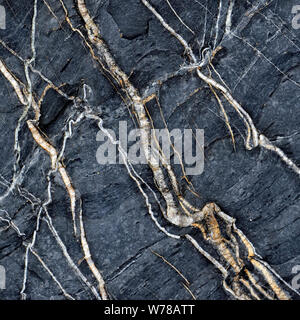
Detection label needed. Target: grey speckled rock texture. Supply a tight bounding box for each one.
[0,0,299,300]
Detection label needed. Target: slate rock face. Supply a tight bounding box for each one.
[0,0,299,300]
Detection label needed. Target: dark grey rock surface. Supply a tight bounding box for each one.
[0,0,299,300]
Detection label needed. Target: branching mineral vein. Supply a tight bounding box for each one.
[0,55,107,301]
[73,0,299,299]
[141,0,300,176]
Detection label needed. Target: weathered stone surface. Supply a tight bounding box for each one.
[0,0,299,300]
